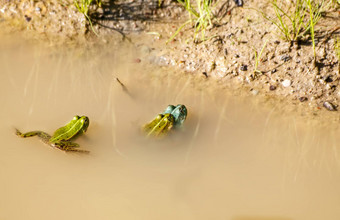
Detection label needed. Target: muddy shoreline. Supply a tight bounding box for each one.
[1,0,340,115]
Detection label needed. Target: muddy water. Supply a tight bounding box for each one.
[1,36,340,220]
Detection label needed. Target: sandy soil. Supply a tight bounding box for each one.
[157,0,340,112]
[1,0,340,113]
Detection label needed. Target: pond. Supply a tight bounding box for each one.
[1,35,340,220]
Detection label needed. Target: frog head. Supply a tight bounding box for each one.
[163,105,176,114]
[79,116,90,134]
[166,104,187,127]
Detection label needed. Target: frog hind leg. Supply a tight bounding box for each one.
[60,147,90,153]
[142,114,164,133]
[55,141,90,153]
[148,114,174,137]
[158,122,173,137]
[15,129,48,138]
[158,115,175,137]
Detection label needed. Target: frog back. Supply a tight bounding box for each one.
[50,116,89,143]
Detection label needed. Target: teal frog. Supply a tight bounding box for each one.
[143,104,187,137]
[15,115,90,153]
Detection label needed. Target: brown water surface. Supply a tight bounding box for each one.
[1,35,340,220]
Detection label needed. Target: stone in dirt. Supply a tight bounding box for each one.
[299,97,308,102]
[323,101,337,111]
[280,54,291,62]
[269,85,277,91]
[239,65,247,71]
[282,79,291,88]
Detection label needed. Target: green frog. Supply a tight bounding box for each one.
[15,115,90,153]
[163,104,187,128]
[142,104,187,137]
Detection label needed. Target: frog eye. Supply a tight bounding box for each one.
[180,105,187,114]
[73,115,80,120]
[84,117,90,125]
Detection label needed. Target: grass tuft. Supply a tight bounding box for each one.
[167,0,215,43]
[74,0,102,36]
[255,0,330,63]
[256,0,327,43]
[253,40,268,74]
[305,0,327,60]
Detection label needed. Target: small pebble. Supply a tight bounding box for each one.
[271,69,277,74]
[318,79,326,85]
[239,65,247,71]
[157,56,168,66]
[282,79,291,87]
[293,43,300,50]
[97,7,104,14]
[324,75,333,83]
[280,54,291,62]
[299,97,308,102]
[325,84,336,92]
[224,48,228,56]
[24,15,31,22]
[233,0,243,6]
[234,54,240,58]
[269,85,276,91]
[250,89,259,95]
[323,101,336,111]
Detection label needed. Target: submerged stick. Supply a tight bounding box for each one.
[116,77,133,98]
[116,78,127,92]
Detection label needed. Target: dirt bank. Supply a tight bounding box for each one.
[1,0,340,114]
